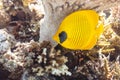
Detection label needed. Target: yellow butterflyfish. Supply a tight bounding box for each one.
[53,10,103,50]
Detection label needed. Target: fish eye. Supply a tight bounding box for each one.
[59,31,67,43]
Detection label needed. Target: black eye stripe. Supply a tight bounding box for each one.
[59,31,67,43]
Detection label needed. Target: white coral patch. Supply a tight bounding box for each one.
[51,65,71,76]
[0,29,16,53]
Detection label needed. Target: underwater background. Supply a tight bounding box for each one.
[0,0,120,80]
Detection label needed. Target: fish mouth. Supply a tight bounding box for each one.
[53,34,59,43]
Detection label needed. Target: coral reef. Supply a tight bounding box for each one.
[0,0,120,80]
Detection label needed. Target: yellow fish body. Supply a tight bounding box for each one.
[53,10,103,50]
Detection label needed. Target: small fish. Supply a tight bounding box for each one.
[53,10,103,50]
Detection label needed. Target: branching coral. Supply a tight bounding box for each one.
[0,40,71,80]
[98,50,120,80]
[30,46,71,77]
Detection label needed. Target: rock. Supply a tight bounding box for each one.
[0,29,16,53]
[0,10,10,28]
